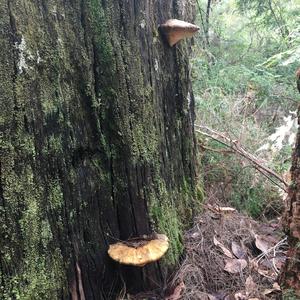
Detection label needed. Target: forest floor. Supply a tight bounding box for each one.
[128,197,287,300]
[168,204,286,300]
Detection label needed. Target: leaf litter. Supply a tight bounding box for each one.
[126,207,287,300]
[169,207,287,299]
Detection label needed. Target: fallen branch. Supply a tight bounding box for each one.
[254,237,288,275]
[255,237,288,263]
[198,143,233,154]
[195,124,289,192]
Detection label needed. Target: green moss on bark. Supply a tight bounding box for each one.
[1,0,198,297]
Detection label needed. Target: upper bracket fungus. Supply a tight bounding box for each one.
[108,233,169,267]
[159,19,199,47]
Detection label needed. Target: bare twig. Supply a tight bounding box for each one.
[254,237,288,264]
[195,124,289,192]
[198,143,233,154]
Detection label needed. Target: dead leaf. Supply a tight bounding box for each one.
[165,281,185,300]
[224,258,247,274]
[231,241,247,259]
[245,276,256,296]
[257,268,276,280]
[262,289,279,296]
[213,236,234,258]
[255,235,271,253]
[273,282,281,290]
[263,282,281,295]
[263,289,275,296]
[234,291,246,299]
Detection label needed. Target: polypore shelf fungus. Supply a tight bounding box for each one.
[159,19,200,47]
[108,234,169,267]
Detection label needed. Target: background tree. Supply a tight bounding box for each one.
[191,0,300,295]
[0,0,199,299]
[280,71,300,295]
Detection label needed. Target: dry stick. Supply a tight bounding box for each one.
[196,128,287,192]
[195,125,289,192]
[199,143,233,154]
[273,246,279,274]
[255,237,288,263]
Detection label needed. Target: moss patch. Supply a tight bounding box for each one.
[149,176,203,266]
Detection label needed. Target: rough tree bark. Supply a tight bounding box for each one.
[280,112,300,295]
[0,0,199,299]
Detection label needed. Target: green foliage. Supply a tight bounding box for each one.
[261,23,300,68]
[194,0,299,218]
[236,0,290,36]
[282,289,299,299]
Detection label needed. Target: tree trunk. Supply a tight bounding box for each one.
[205,0,211,46]
[280,108,300,295]
[0,0,198,299]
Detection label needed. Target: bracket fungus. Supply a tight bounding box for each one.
[159,19,199,47]
[108,234,169,267]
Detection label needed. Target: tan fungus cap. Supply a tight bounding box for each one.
[108,234,169,267]
[159,19,199,47]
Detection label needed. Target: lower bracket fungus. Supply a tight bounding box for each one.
[159,19,200,47]
[108,234,169,267]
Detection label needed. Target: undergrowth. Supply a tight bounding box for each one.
[193,0,299,218]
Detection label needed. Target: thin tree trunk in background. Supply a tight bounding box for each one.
[267,0,289,39]
[205,0,211,46]
[196,0,209,47]
[0,0,198,299]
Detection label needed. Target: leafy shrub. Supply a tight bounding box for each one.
[193,0,299,218]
